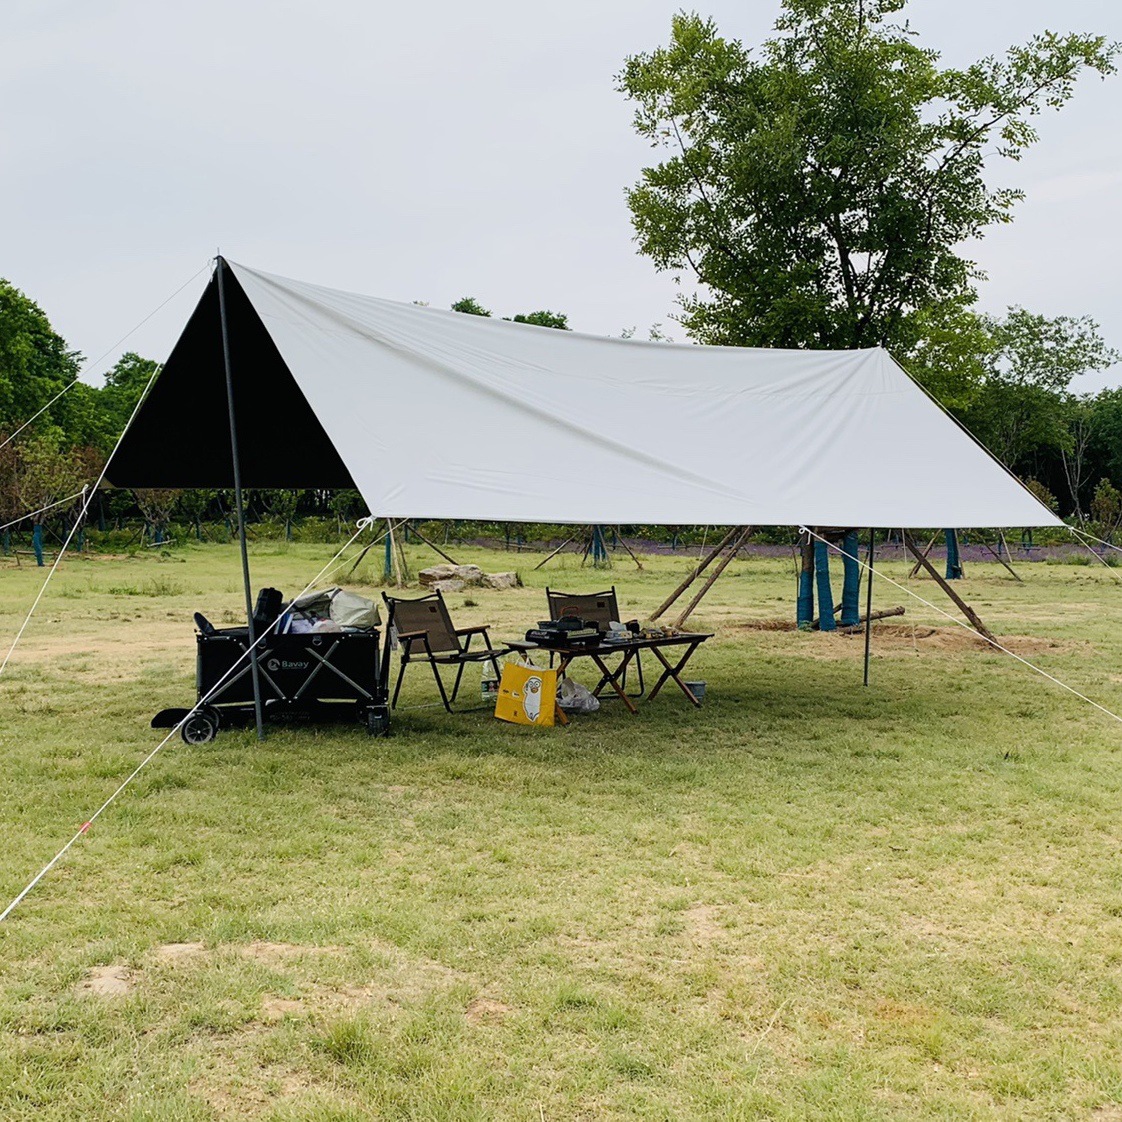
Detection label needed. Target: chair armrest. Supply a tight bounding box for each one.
[455,625,490,636]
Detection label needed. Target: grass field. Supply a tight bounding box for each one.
[1,537,1121,1120]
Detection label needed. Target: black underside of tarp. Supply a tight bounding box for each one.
[107,266,357,489]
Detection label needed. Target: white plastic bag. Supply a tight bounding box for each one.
[558,677,600,714]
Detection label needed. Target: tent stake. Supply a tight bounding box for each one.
[863,528,874,686]
[216,257,265,741]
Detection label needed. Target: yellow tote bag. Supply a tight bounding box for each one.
[494,662,559,726]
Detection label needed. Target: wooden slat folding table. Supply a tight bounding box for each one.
[506,633,712,715]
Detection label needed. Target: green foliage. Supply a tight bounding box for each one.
[16,433,86,519]
[452,297,571,330]
[1090,478,1122,539]
[618,1,1117,378]
[1021,477,1059,514]
[99,352,160,449]
[0,278,81,435]
[450,297,491,317]
[509,310,570,330]
[960,309,1118,478]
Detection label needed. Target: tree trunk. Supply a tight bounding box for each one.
[797,532,815,630]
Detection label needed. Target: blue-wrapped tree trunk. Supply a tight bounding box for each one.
[814,540,836,630]
[945,529,963,580]
[840,530,861,626]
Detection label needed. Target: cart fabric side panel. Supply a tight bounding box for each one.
[106,268,357,489]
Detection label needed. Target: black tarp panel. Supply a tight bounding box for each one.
[106,265,357,488]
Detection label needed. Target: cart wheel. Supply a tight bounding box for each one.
[365,706,390,737]
[181,709,219,745]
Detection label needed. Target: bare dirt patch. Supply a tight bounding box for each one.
[261,997,304,1021]
[465,996,513,1025]
[241,941,343,962]
[76,964,134,997]
[156,941,206,961]
[733,619,1081,657]
[684,902,724,943]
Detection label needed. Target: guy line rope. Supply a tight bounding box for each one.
[0,358,163,681]
[0,260,216,674]
[0,516,397,924]
[0,489,91,535]
[802,525,1122,729]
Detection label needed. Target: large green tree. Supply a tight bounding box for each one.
[618,1,1116,388]
[0,279,82,435]
[963,308,1119,471]
[99,351,159,438]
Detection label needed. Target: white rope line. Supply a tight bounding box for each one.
[0,382,81,453]
[0,516,390,925]
[802,527,1122,728]
[0,489,90,534]
[0,361,163,680]
[1065,527,1122,584]
[0,263,209,453]
[1067,523,1122,561]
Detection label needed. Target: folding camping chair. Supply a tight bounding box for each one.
[382,590,504,712]
[545,586,644,696]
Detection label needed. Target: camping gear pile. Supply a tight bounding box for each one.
[152,586,389,743]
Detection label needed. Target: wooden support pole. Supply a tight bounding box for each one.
[908,531,940,578]
[840,605,905,634]
[348,518,388,576]
[797,530,816,629]
[904,532,996,644]
[613,527,644,571]
[863,528,875,685]
[405,520,459,566]
[579,527,595,568]
[395,531,410,585]
[533,532,581,571]
[387,519,402,586]
[981,537,1023,582]
[672,526,753,628]
[649,526,740,622]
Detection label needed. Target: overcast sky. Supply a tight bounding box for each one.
[4,0,1119,391]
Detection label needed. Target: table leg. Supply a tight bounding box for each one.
[647,642,703,706]
[590,649,637,698]
[589,653,639,714]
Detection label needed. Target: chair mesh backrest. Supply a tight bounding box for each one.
[546,587,619,627]
[388,593,459,654]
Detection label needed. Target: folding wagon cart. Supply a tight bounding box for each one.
[152,621,390,743]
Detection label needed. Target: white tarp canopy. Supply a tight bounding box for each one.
[112,261,1062,529]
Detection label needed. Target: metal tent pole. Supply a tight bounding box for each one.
[863,528,875,687]
[216,257,266,741]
